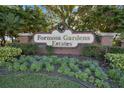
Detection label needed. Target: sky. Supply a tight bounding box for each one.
[22,5,47,14]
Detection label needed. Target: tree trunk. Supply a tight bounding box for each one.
[1,36,6,46]
[11,36,14,43]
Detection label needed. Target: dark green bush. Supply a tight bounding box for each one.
[46,46,54,55]
[8,43,39,55]
[81,45,105,59]
[106,46,124,54]
[81,45,124,59]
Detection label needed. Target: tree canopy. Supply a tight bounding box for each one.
[44,5,124,32]
[0,5,124,45]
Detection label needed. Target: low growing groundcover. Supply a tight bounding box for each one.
[0,73,80,88]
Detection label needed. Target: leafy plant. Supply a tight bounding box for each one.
[0,46,22,62]
[46,46,54,55]
[105,53,124,70]
[13,62,20,71]
[46,63,54,72]
[80,61,91,67]
[89,76,95,83]
[119,76,124,87]
[84,68,92,75]
[107,69,121,80]
[8,43,39,55]
[30,62,42,72]
[95,69,108,80]
[68,62,80,72]
[46,56,61,65]
[6,63,13,71]
[78,72,89,82]
[94,79,104,87]
[20,63,28,71]
[94,79,110,88]
[81,45,104,59]
[82,45,124,60]
[58,64,71,75]
[89,64,96,72]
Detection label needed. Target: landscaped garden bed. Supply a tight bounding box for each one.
[0,45,124,88]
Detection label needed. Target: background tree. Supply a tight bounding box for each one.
[17,5,49,32]
[44,5,94,31]
[0,5,49,45]
[44,5,124,32]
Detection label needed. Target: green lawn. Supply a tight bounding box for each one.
[0,73,80,88]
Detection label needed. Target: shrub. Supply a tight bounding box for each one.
[6,63,13,71]
[20,63,28,71]
[95,69,108,80]
[94,79,110,88]
[89,64,96,72]
[45,63,54,72]
[51,56,62,65]
[80,61,92,67]
[42,56,51,63]
[8,43,39,55]
[81,45,124,59]
[0,47,22,63]
[81,45,105,59]
[94,79,106,88]
[46,46,54,55]
[67,72,75,77]
[95,69,103,79]
[84,68,92,75]
[58,64,71,75]
[78,72,89,82]
[58,64,75,77]
[107,69,121,80]
[13,62,20,71]
[105,53,124,70]
[30,62,42,72]
[68,62,80,72]
[119,76,124,87]
[89,76,95,83]
[104,46,124,54]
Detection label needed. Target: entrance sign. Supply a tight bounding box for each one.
[34,30,95,47]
